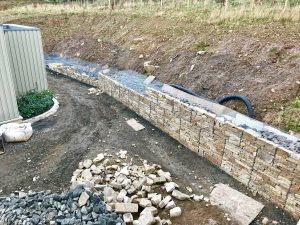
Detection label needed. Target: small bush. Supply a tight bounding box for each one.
[17,90,54,119]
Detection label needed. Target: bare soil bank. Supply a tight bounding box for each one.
[6,13,300,130]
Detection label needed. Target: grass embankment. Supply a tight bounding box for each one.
[272,97,300,134]
[17,90,54,119]
[1,1,300,24]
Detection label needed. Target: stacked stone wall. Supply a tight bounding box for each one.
[50,68,300,219]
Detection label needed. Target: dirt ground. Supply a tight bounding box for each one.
[0,73,297,225]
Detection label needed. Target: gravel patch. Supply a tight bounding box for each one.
[0,187,123,225]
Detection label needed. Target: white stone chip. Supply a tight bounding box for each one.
[82,159,93,169]
[117,189,127,202]
[81,169,93,180]
[103,187,115,202]
[140,206,158,216]
[170,207,182,217]
[153,177,166,184]
[157,170,171,181]
[127,119,145,131]
[165,201,176,210]
[93,153,105,163]
[138,213,156,225]
[78,192,90,207]
[18,191,27,199]
[164,219,172,225]
[164,182,176,193]
[193,194,204,202]
[171,190,190,200]
[139,198,152,208]
[120,166,129,176]
[151,194,162,206]
[133,220,141,225]
[123,213,134,223]
[158,196,172,209]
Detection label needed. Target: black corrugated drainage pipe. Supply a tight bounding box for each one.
[169,84,254,118]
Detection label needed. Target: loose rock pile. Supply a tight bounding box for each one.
[71,150,206,224]
[0,186,122,225]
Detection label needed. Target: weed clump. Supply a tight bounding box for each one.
[196,41,209,51]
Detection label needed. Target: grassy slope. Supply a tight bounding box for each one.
[1,4,300,134]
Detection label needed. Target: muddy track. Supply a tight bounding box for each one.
[0,74,297,224]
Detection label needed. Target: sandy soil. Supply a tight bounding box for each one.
[0,73,297,225]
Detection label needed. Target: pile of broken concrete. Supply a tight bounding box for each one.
[71,150,207,224]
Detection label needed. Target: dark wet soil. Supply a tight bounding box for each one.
[0,73,297,225]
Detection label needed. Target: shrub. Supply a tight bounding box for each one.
[17,90,54,119]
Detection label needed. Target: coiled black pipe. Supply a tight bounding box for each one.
[169,84,254,118]
[216,95,254,118]
[169,84,200,97]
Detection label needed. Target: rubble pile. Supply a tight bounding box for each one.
[0,187,122,225]
[71,150,206,224]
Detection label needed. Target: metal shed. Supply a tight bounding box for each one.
[3,24,48,97]
[0,26,21,124]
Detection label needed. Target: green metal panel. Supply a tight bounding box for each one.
[4,24,48,97]
[0,26,20,123]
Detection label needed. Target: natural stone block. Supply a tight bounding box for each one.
[115,203,139,213]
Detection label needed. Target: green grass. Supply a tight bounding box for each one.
[2,2,300,25]
[282,97,300,133]
[284,120,300,133]
[17,90,54,119]
[289,53,300,60]
[291,96,300,108]
[196,41,209,51]
[271,96,300,134]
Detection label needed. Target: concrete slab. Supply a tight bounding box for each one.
[210,183,264,225]
[234,113,264,131]
[126,118,145,131]
[143,75,156,85]
[162,84,236,118]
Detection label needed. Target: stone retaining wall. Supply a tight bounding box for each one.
[49,66,99,87]
[49,67,300,219]
[99,75,300,219]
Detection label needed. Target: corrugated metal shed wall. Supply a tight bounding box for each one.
[4,25,48,97]
[0,26,20,123]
